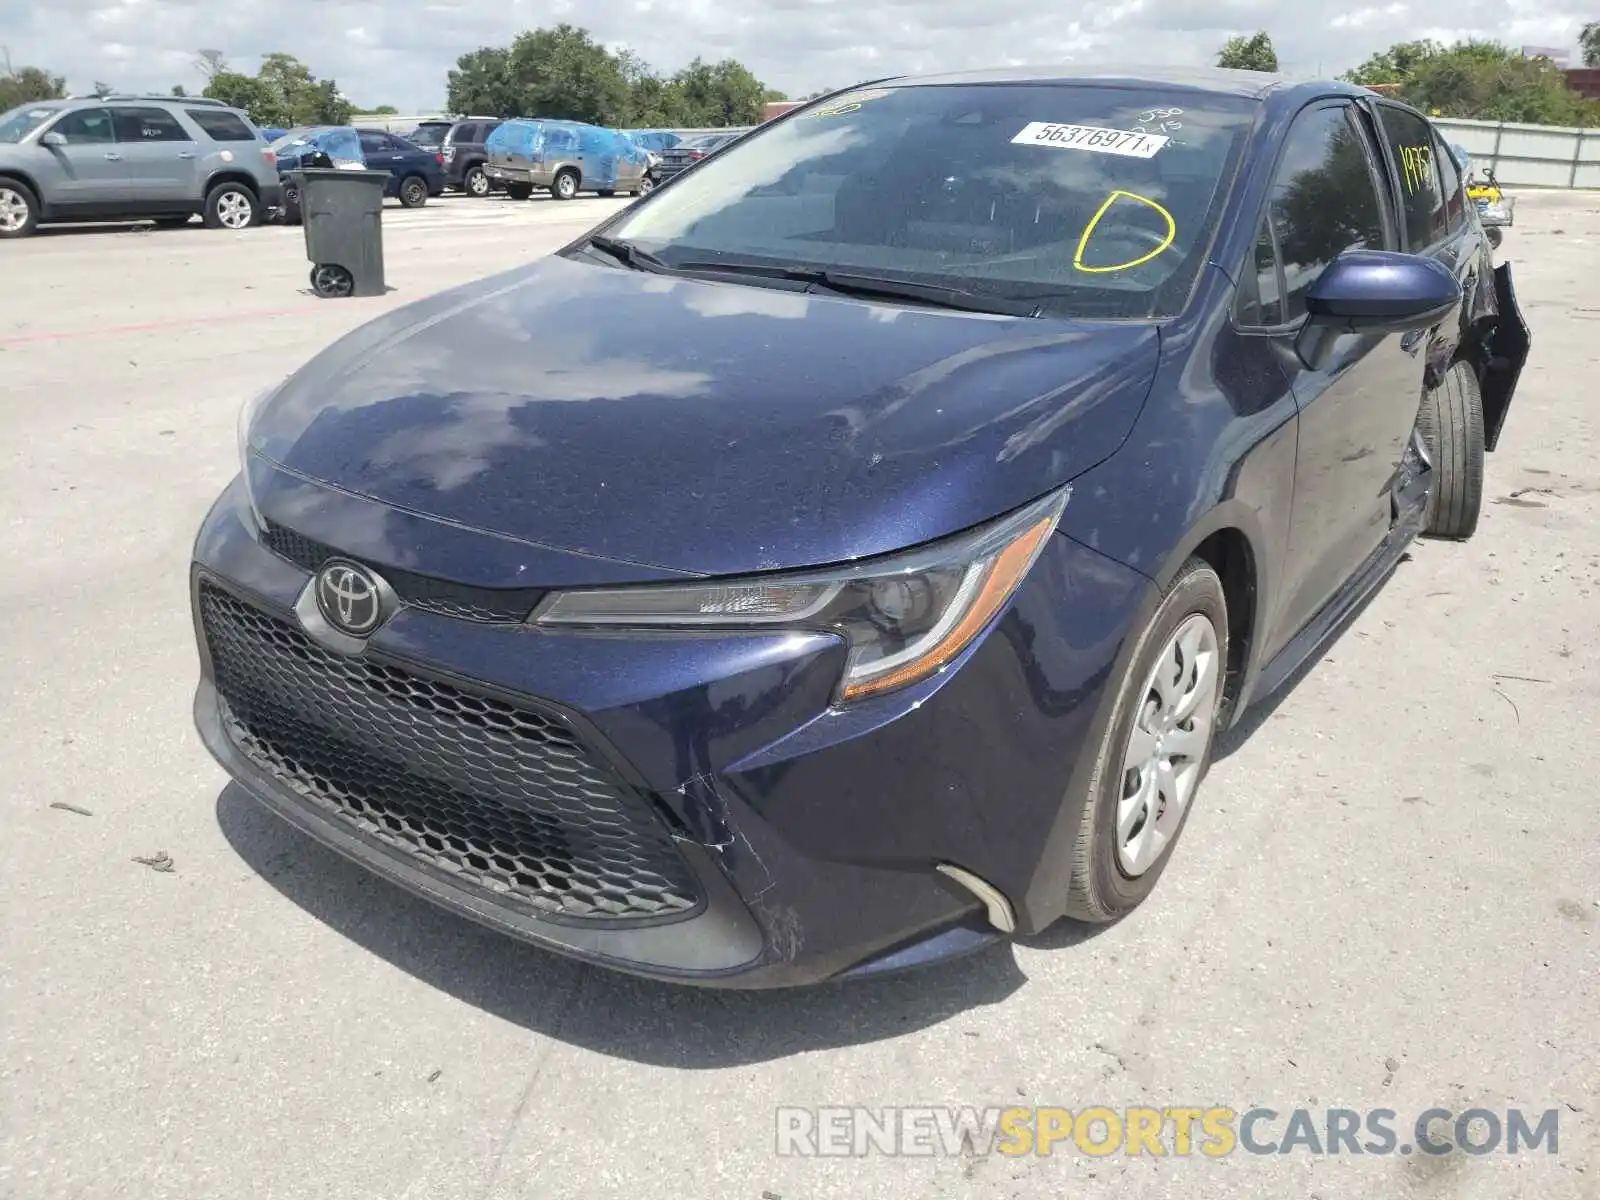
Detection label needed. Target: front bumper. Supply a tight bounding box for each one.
[191,473,1152,986]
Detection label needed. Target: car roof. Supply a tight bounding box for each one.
[870,63,1365,101]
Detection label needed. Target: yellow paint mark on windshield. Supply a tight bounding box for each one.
[1073,190,1177,274]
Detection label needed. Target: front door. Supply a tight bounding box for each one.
[110,106,197,204]
[1266,101,1431,654]
[41,107,129,209]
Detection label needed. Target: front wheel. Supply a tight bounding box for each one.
[1063,557,1229,923]
[0,180,41,238]
[1417,360,1486,540]
[398,176,428,208]
[551,169,579,201]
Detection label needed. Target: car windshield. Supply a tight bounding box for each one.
[0,104,59,143]
[602,83,1257,319]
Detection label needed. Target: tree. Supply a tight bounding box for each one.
[203,53,352,126]
[446,46,519,117]
[1581,22,1600,68]
[1217,32,1279,73]
[506,24,629,124]
[364,104,397,115]
[170,84,187,97]
[0,51,67,109]
[445,26,776,127]
[1341,39,1600,125]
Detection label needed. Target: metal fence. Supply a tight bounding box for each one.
[1433,117,1600,189]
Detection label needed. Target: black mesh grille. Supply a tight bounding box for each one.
[260,521,544,625]
[200,581,701,923]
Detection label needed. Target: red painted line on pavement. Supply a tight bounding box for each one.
[0,303,334,346]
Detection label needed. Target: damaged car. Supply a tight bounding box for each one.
[195,67,1530,988]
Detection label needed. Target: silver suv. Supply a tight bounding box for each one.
[0,95,283,239]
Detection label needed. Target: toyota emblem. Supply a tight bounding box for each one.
[314,561,386,636]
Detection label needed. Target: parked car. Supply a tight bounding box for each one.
[259,127,288,143]
[484,119,649,199]
[437,118,506,196]
[402,119,454,150]
[643,130,744,191]
[621,129,683,153]
[203,67,1529,988]
[271,126,445,221]
[0,94,279,238]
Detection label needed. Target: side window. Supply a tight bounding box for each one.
[1432,129,1465,232]
[454,123,478,143]
[111,107,190,143]
[1376,104,1447,248]
[186,108,256,142]
[51,108,116,144]
[1266,104,1387,322]
[1235,216,1285,328]
[358,131,392,157]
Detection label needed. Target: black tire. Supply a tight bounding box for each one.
[506,182,533,201]
[596,188,616,198]
[551,168,579,201]
[398,176,428,208]
[0,178,41,238]
[1416,360,1486,540]
[463,165,490,198]
[1063,557,1229,923]
[309,264,354,298]
[202,181,259,230]
[638,175,655,196]
[1486,226,1503,249]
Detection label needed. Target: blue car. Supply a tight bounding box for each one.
[270,125,445,220]
[199,67,1529,987]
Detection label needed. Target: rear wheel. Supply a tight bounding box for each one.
[1063,558,1228,923]
[203,182,258,230]
[506,182,533,201]
[0,179,41,238]
[464,165,490,197]
[398,175,428,208]
[1417,360,1486,540]
[551,168,579,201]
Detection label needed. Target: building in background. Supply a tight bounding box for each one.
[1522,45,1571,67]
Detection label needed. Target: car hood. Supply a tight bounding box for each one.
[249,254,1161,579]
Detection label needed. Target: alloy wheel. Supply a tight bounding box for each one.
[1115,613,1221,877]
[216,190,253,229]
[0,186,33,232]
[467,170,489,197]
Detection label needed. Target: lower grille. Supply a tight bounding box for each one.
[260,521,544,624]
[200,581,701,923]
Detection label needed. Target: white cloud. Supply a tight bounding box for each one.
[0,0,1591,114]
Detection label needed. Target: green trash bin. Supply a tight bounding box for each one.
[292,168,389,298]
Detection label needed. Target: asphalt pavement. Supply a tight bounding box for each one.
[1,190,1595,1200]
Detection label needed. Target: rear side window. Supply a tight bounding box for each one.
[1376,104,1447,249]
[112,107,190,142]
[51,108,115,144]
[358,130,390,156]
[187,108,256,142]
[1265,103,1387,321]
[545,128,577,155]
[1432,129,1465,232]
[452,122,478,143]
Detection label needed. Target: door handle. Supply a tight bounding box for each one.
[103,152,123,161]
[177,151,196,160]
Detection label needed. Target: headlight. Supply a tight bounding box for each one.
[532,488,1069,703]
[236,386,276,529]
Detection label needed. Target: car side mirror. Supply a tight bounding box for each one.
[1295,249,1462,371]
[40,131,66,148]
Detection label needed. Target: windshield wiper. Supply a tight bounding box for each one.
[584,234,676,274]
[673,260,1042,317]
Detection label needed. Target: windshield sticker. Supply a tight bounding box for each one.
[1012,122,1169,158]
[808,89,891,118]
[1074,190,1177,273]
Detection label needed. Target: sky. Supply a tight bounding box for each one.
[0,0,1591,115]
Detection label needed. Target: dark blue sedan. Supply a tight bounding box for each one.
[197,67,1529,987]
[271,126,445,220]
